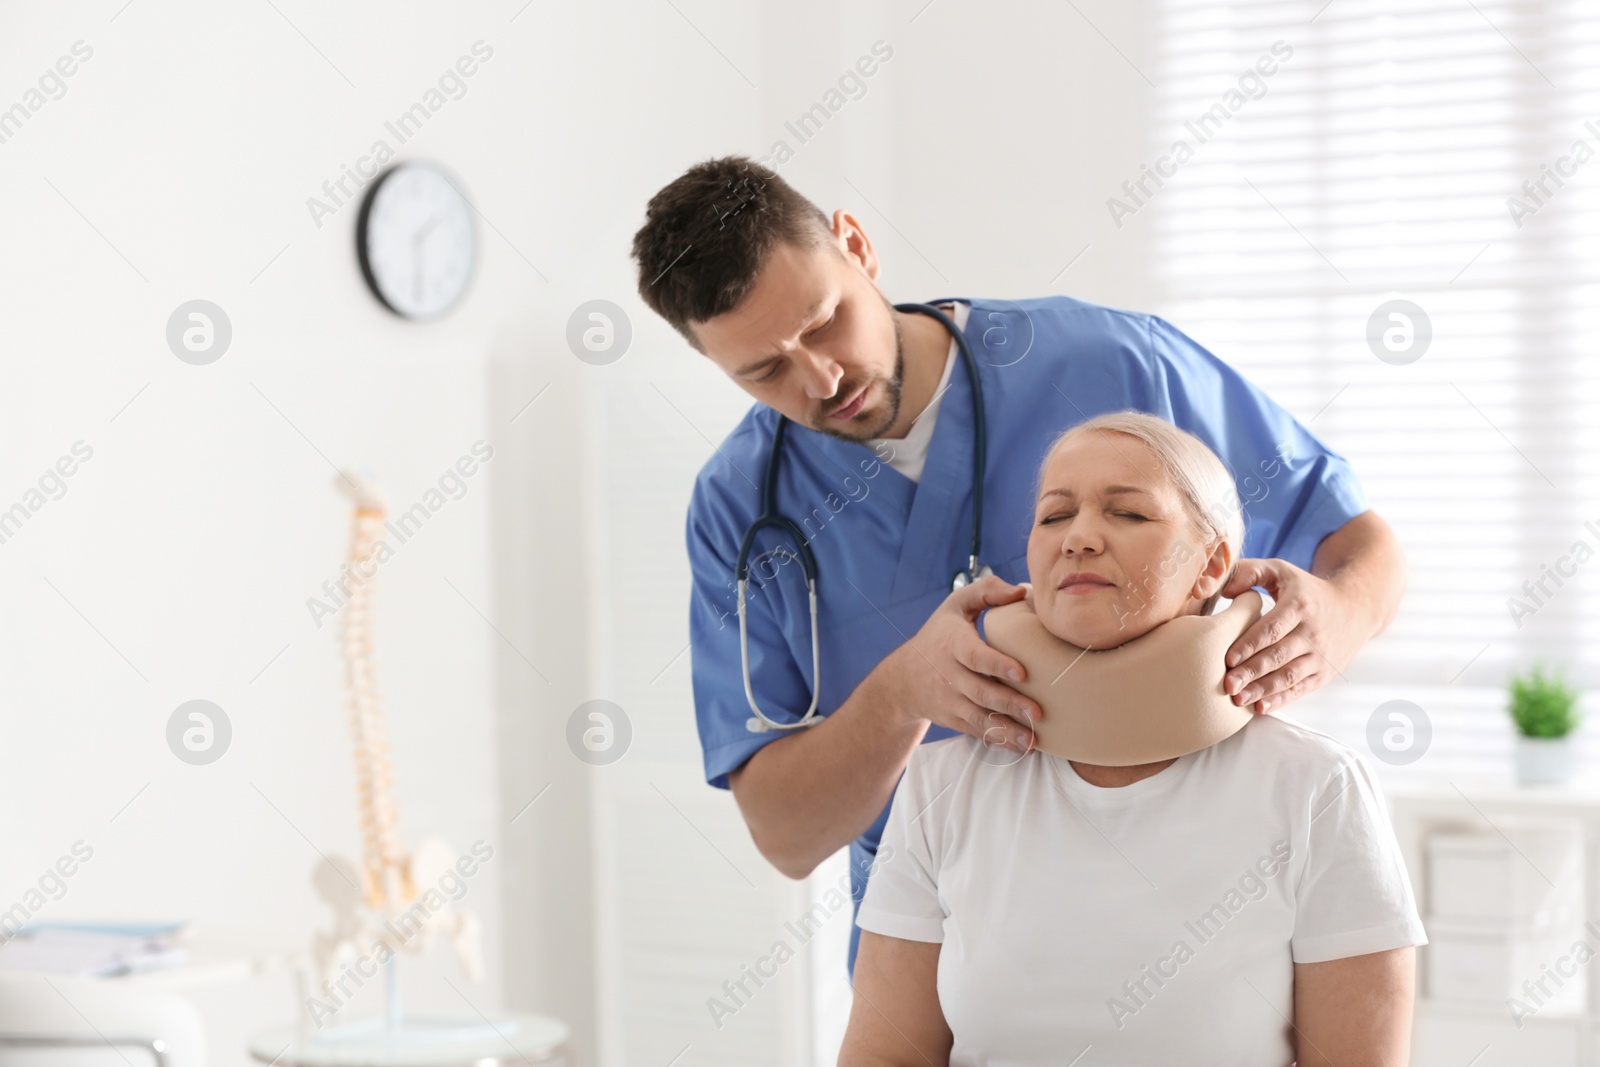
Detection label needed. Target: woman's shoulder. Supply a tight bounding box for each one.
[1223,713,1375,782]
[904,732,1020,793]
[909,732,985,775]
[887,735,976,817]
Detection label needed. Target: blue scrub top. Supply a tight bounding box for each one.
[683,294,1370,975]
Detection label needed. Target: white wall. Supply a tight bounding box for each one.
[0,0,633,1059]
[1,0,1161,1063]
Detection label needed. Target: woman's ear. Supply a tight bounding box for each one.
[1190,539,1233,601]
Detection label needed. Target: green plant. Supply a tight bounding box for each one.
[1508,660,1581,738]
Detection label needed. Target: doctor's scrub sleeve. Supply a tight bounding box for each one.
[686,471,813,791]
[1138,314,1371,572]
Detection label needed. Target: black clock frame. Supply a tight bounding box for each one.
[355,162,476,321]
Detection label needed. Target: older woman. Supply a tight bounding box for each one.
[838,411,1425,1067]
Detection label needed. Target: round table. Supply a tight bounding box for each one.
[248,1014,571,1066]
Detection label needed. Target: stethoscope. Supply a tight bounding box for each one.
[738,302,992,734]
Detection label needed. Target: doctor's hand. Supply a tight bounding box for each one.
[881,575,1042,755]
[1219,559,1366,716]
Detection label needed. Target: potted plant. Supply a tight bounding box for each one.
[1508,660,1581,785]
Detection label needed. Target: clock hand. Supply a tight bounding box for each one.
[412,215,443,306]
[413,214,443,247]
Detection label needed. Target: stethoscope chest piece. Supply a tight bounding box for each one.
[951,559,994,591]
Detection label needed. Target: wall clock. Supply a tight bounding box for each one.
[356,162,477,321]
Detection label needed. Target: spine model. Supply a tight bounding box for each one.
[306,470,486,1023]
[336,472,414,912]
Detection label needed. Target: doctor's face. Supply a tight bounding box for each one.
[1027,430,1225,650]
[690,232,906,443]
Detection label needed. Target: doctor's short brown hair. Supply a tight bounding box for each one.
[630,155,837,352]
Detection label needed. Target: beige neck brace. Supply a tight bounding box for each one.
[981,589,1266,766]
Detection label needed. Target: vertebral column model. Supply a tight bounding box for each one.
[340,477,414,912]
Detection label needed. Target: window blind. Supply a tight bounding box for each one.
[1149,0,1600,770]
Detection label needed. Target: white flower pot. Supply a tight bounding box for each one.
[1515,735,1575,786]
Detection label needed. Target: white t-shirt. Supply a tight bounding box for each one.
[868,301,967,484]
[856,716,1427,1066]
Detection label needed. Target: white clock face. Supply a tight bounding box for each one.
[360,163,476,320]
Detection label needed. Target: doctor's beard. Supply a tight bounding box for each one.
[810,293,906,444]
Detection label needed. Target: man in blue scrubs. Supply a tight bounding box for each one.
[630,156,1405,975]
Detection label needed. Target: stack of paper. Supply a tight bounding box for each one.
[0,921,189,977]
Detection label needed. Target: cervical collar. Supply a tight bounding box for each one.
[981,589,1267,766]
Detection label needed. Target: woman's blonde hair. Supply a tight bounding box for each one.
[1037,410,1244,613]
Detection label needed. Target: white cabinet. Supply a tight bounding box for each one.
[1412,1004,1580,1067]
[1390,779,1600,1067]
[1428,825,1583,926]
[1422,820,1585,1006]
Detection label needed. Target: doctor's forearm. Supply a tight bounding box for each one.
[1309,509,1405,640]
[728,663,929,880]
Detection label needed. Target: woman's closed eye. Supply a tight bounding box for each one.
[1038,509,1148,525]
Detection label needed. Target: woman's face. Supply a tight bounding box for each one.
[1026,430,1229,649]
